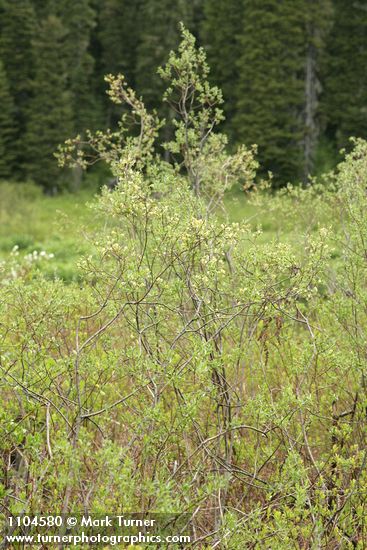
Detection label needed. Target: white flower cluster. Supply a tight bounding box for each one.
[0,245,55,282]
[23,249,55,263]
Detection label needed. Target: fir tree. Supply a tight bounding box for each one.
[135,0,196,111]
[201,0,242,140]
[235,0,307,184]
[97,0,142,126]
[25,15,73,191]
[323,0,367,150]
[55,0,100,188]
[30,0,50,18]
[54,0,99,133]
[135,0,200,155]
[302,0,333,179]
[0,0,36,177]
[0,60,15,179]
[98,0,141,86]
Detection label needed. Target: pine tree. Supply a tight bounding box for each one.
[24,15,73,191]
[235,0,307,184]
[0,0,36,177]
[323,0,367,150]
[0,60,15,179]
[201,0,242,140]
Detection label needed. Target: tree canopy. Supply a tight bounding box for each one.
[0,0,364,188]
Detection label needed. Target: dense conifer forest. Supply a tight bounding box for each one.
[0,0,366,190]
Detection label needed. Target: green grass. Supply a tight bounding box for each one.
[1,181,331,281]
[0,182,98,281]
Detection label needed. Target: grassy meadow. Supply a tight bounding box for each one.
[0,183,96,281]
[0,181,333,282]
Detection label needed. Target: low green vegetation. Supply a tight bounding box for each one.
[1,29,366,549]
[0,182,334,285]
[0,185,289,276]
[0,183,96,281]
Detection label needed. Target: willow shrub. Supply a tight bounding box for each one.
[1,27,367,549]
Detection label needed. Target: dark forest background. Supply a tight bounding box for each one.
[0,0,366,191]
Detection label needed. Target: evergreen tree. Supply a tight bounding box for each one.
[201,0,242,140]
[134,0,202,156]
[302,0,333,179]
[54,0,99,133]
[30,0,50,18]
[135,0,196,111]
[25,15,73,190]
[98,0,141,86]
[0,60,15,178]
[49,0,101,189]
[97,0,142,126]
[323,0,367,150]
[0,0,36,177]
[0,0,361,187]
[235,0,307,184]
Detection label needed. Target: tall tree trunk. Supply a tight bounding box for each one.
[303,38,319,182]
